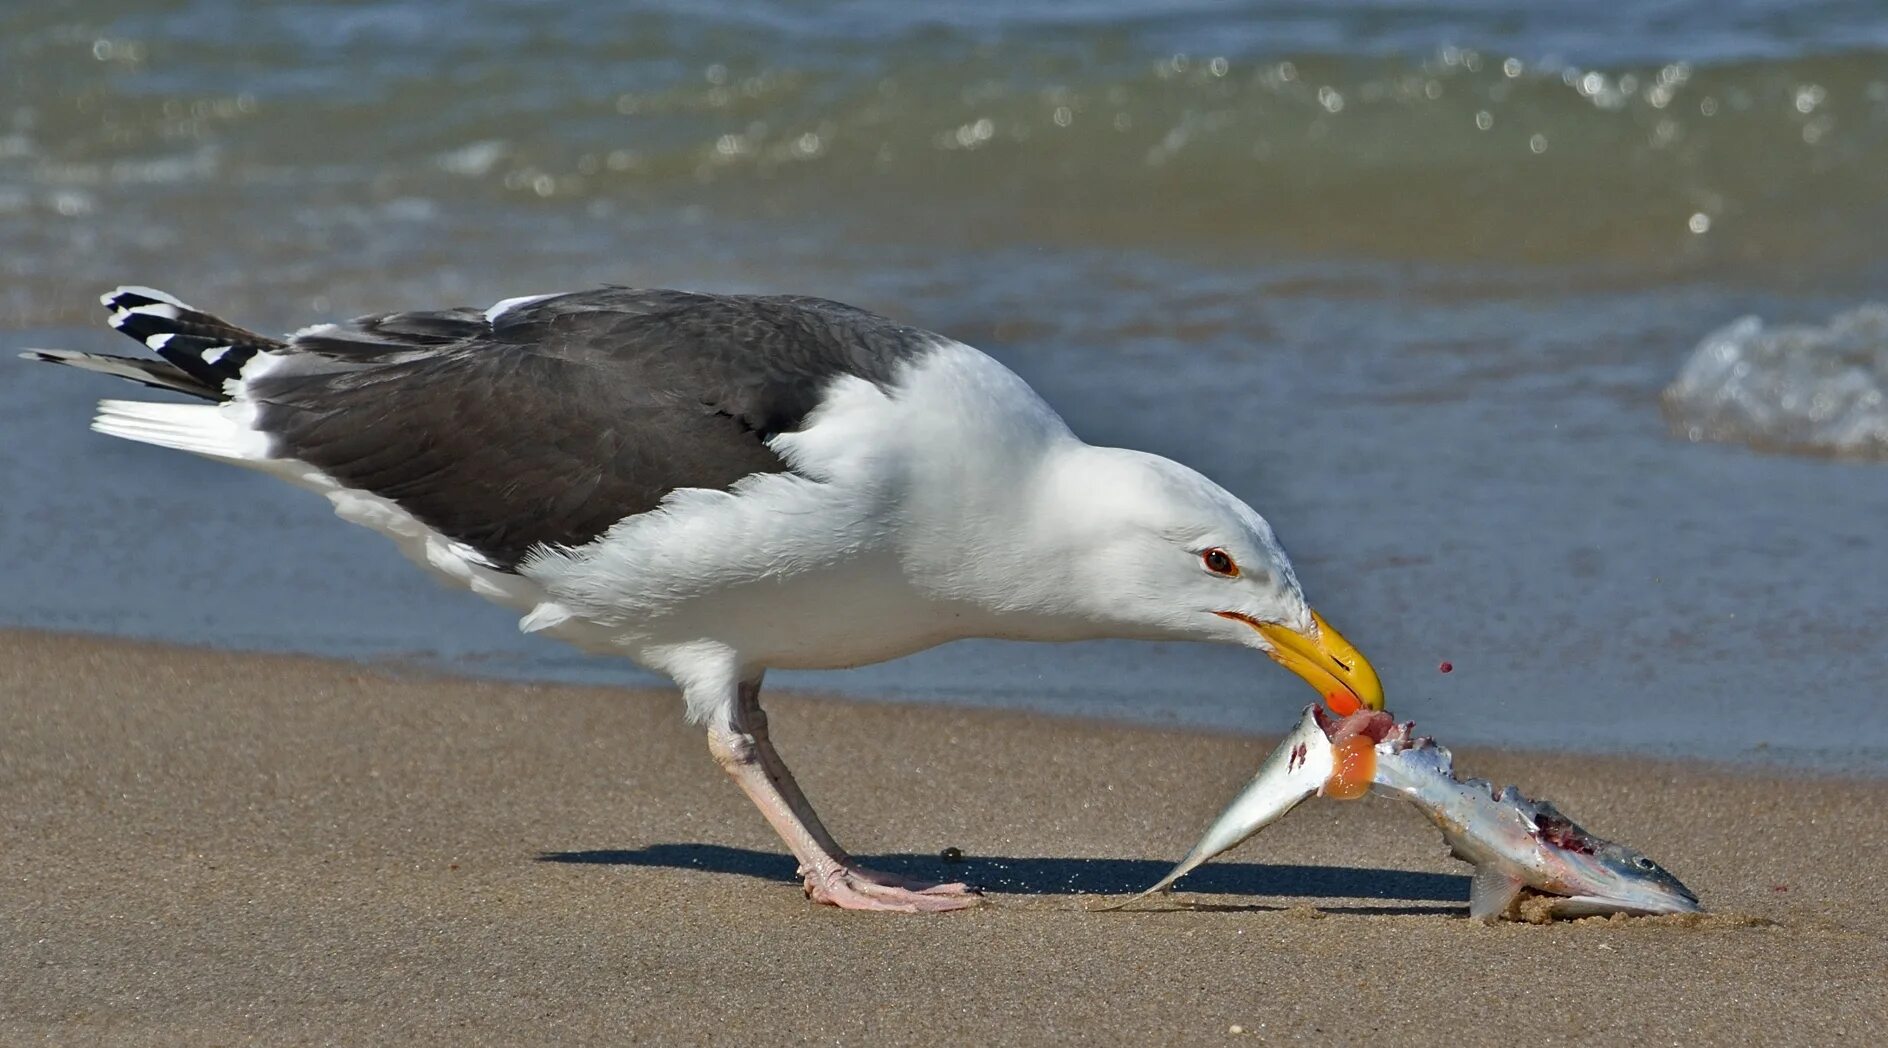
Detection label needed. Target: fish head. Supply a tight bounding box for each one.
[1555,841,1702,915]
[1532,805,1702,915]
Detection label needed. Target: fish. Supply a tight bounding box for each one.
[1113,706,1702,921]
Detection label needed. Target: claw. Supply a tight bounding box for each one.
[804,865,984,912]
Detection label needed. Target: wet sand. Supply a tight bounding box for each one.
[3,629,1881,1045]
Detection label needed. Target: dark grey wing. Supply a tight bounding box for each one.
[247,288,934,571]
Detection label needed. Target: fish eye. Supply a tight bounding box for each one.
[1201,548,1239,577]
[1633,857,1656,871]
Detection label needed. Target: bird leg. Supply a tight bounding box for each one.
[735,680,952,891]
[733,679,848,860]
[708,684,981,912]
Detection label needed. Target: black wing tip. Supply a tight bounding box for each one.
[96,285,278,387]
[101,285,189,323]
[20,347,222,398]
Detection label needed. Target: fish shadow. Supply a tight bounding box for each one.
[539,843,1469,903]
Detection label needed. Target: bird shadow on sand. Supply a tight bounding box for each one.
[538,843,1469,903]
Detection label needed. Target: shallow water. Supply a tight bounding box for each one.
[3,1,1885,771]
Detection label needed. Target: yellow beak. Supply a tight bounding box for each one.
[1246,609,1384,715]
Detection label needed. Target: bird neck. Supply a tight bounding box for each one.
[904,442,1181,644]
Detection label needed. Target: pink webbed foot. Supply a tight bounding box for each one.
[803,865,984,912]
[845,864,977,895]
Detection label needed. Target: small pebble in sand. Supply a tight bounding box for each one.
[1228,1024,1244,1035]
[1438,661,1453,673]
[940,846,964,863]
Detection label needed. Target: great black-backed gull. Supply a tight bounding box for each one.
[25,285,1383,912]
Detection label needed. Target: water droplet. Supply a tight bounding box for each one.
[1052,105,1072,128]
[1502,58,1524,78]
[1475,110,1493,130]
[1317,87,1344,113]
[1528,133,1548,154]
[1688,212,1711,234]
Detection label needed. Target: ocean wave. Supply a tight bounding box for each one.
[1663,306,1888,460]
[5,0,1888,324]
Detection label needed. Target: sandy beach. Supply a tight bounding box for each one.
[1,629,1881,1045]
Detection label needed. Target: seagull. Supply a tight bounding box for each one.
[25,285,1384,912]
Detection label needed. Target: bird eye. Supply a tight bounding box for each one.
[1201,548,1239,577]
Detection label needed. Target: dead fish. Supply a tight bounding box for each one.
[1113,706,1702,921]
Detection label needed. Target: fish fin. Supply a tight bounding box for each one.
[1089,850,1208,911]
[1468,866,1527,923]
[1104,705,1334,912]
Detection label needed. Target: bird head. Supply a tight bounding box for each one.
[1030,446,1384,715]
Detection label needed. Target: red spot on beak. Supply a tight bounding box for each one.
[1324,690,1361,716]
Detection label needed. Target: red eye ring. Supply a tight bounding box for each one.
[1202,548,1239,577]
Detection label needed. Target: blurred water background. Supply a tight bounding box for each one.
[3,1,1886,770]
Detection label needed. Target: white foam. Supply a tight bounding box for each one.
[1663,306,1888,460]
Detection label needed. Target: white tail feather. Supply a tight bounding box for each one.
[92,400,271,461]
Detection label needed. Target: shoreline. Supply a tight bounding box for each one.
[4,628,1883,1044]
[15,626,1883,780]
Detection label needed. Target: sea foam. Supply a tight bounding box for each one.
[1663,306,1888,460]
